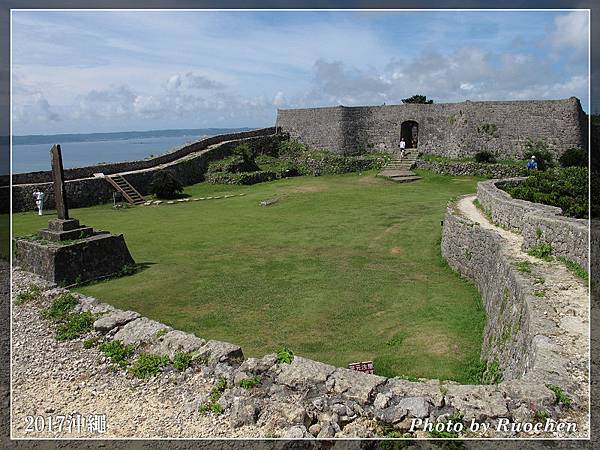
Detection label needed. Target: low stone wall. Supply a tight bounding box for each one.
[8,134,283,213]
[592,220,600,293]
[441,197,587,413]
[415,160,526,178]
[12,270,579,438]
[441,209,532,380]
[477,179,588,271]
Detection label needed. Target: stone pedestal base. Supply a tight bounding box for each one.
[38,218,94,241]
[15,232,135,285]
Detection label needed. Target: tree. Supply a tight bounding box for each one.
[149,170,183,199]
[401,95,433,104]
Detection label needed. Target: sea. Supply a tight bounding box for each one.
[11,128,251,174]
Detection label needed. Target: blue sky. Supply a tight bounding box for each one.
[11,9,589,135]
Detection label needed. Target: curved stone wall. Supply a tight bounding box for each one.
[477,178,588,271]
[12,266,583,438]
[277,98,587,159]
[9,127,278,185]
[7,132,283,213]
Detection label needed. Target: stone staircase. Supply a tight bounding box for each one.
[378,150,422,183]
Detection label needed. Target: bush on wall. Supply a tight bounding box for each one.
[504,166,588,219]
[559,147,588,168]
[205,137,389,185]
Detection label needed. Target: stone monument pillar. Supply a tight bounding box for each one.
[15,144,136,285]
[38,145,95,241]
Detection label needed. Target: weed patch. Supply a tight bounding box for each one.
[41,293,79,321]
[15,285,42,305]
[129,353,169,379]
[99,340,135,367]
[172,351,193,371]
[512,260,532,274]
[239,376,262,390]
[276,346,294,364]
[55,312,95,341]
[556,257,588,282]
[527,243,554,262]
[546,384,572,407]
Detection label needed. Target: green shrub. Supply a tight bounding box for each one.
[546,384,572,407]
[556,256,588,281]
[149,170,183,199]
[466,359,502,384]
[129,353,169,379]
[15,285,42,305]
[513,260,532,274]
[505,167,588,218]
[172,351,193,371]
[206,170,277,185]
[276,346,294,364]
[83,336,102,349]
[232,143,258,164]
[239,376,262,389]
[477,123,498,137]
[207,154,258,174]
[255,155,299,178]
[55,312,95,341]
[277,139,308,158]
[99,340,135,367]
[523,139,554,171]
[198,377,228,415]
[559,147,587,168]
[41,293,79,321]
[527,243,554,261]
[401,94,433,104]
[474,151,497,163]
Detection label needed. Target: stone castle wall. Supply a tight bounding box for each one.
[276,98,587,159]
[8,127,278,186]
[477,179,588,271]
[7,131,282,213]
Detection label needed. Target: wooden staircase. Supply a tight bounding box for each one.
[103,174,145,205]
[378,150,422,183]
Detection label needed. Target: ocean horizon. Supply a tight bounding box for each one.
[11,127,252,174]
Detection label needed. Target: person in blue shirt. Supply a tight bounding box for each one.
[527,156,538,170]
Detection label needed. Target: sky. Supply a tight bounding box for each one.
[11,9,590,135]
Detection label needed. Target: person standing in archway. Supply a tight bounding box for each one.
[399,138,406,158]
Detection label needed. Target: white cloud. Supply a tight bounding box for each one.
[550,11,589,57]
[273,91,286,107]
[166,72,225,91]
[13,93,60,123]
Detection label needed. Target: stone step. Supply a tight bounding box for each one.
[389,175,422,183]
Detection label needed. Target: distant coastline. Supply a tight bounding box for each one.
[12,127,252,146]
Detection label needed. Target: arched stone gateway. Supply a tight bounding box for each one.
[401,120,419,148]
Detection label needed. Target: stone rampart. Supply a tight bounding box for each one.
[9,127,277,185]
[277,98,587,159]
[477,179,588,271]
[8,133,283,213]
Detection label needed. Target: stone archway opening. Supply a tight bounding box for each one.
[401,120,419,149]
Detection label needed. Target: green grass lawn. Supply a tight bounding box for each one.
[11,170,486,382]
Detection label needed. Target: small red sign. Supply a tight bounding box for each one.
[348,361,374,374]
